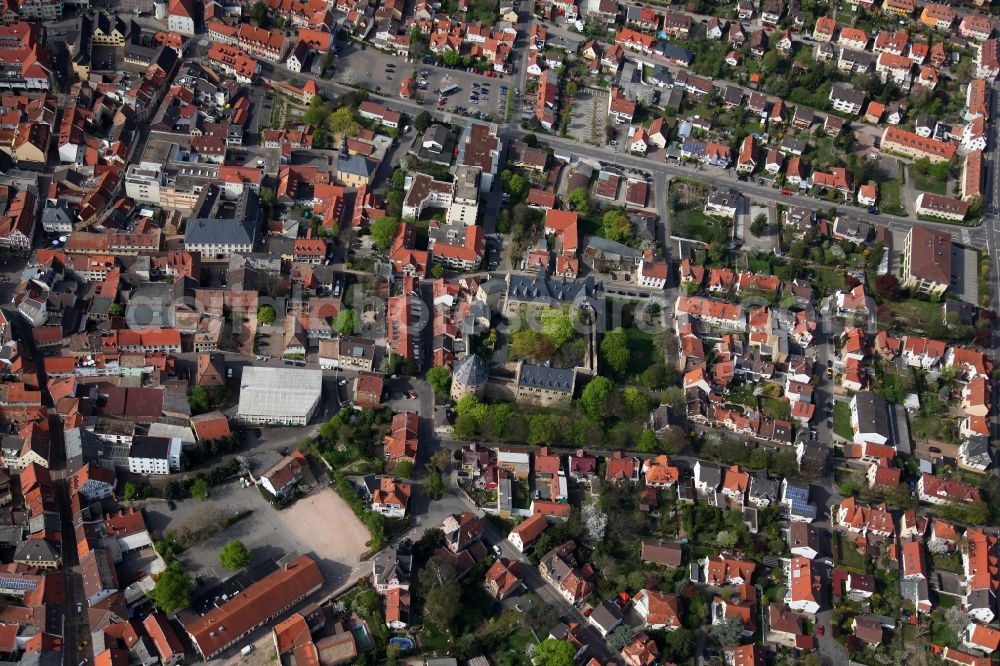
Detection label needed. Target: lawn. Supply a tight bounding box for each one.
[674,209,730,244]
[930,551,964,574]
[911,172,948,195]
[808,135,840,170]
[937,594,957,609]
[880,178,905,215]
[832,531,869,572]
[625,328,659,380]
[812,266,846,296]
[832,402,854,441]
[910,413,959,445]
[887,298,945,327]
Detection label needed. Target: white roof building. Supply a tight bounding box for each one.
[236,366,323,426]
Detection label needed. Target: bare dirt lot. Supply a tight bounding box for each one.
[146,478,371,596]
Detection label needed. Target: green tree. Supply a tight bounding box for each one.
[751,213,768,236]
[413,111,432,132]
[540,309,575,348]
[148,561,192,613]
[535,639,576,666]
[602,209,633,244]
[442,50,462,67]
[567,187,589,213]
[506,173,528,198]
[328,107,358,135]
[658,425,687,454]
[637,428,658,453]
[302,96,331,126]
[580,376,614,420]
[510,329,555,362]
[250,0,269,26]
[332,308,357,334]
[260,187,278,220]
[600,327,630,375]
[431,264,445,278]
[421,557,461,630]
[163,481,188,501]
[426,366,451,398]
[370,216,400,251]
[391,168,406,192]
[639,363,668,389]
[257,304,277,325]
[607,625,634,651]
[191,478,210,501]
[528,415,558,445]
[663,628,695,662]
[395,460,414,478]
[123,482,144,501]
[621,388,649,418]
[565,80,579,97]
[426,470,447,500]
[188,386,210,413]
[108,303,124,317]
[712,616,743,648]
[220,540,253,570]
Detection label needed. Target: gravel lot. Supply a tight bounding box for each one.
[146,478,370,595]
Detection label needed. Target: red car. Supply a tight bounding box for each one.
[781,189,791,196]
[817,625,825,637]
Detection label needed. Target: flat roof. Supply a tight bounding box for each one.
[237,366,323,420]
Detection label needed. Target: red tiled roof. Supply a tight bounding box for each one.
[185,555,323,659]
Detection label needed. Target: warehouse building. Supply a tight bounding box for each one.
[236,366,323,426]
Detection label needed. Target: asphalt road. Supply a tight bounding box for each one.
[260,62,988,253]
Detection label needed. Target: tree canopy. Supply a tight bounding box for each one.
[600,327,630,376]
[539,309,575,348]
[370,217,400,251]
[535,639,576,666]
[566,187,589,213]
[602,210,633,244]
[148,561,192,613]
[413,111,432,132]
[220,540,253,569]
[580,376,614,420]
[257,305,277,325]
[328,107,359,136]
[426,366,451,398]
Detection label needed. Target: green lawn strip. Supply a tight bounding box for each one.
[832,402,853,441]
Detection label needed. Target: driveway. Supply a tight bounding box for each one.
[814,607,848,665]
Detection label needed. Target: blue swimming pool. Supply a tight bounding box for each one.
[389,637,414,651]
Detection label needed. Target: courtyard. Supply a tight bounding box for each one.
[145,477,371,597]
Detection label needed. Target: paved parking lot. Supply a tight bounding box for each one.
[567,90,607,144]
[333,44,510,120]
[145,478,370,595]
[950,245,980,305]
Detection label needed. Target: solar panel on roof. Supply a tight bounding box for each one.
[0,577,37,590]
